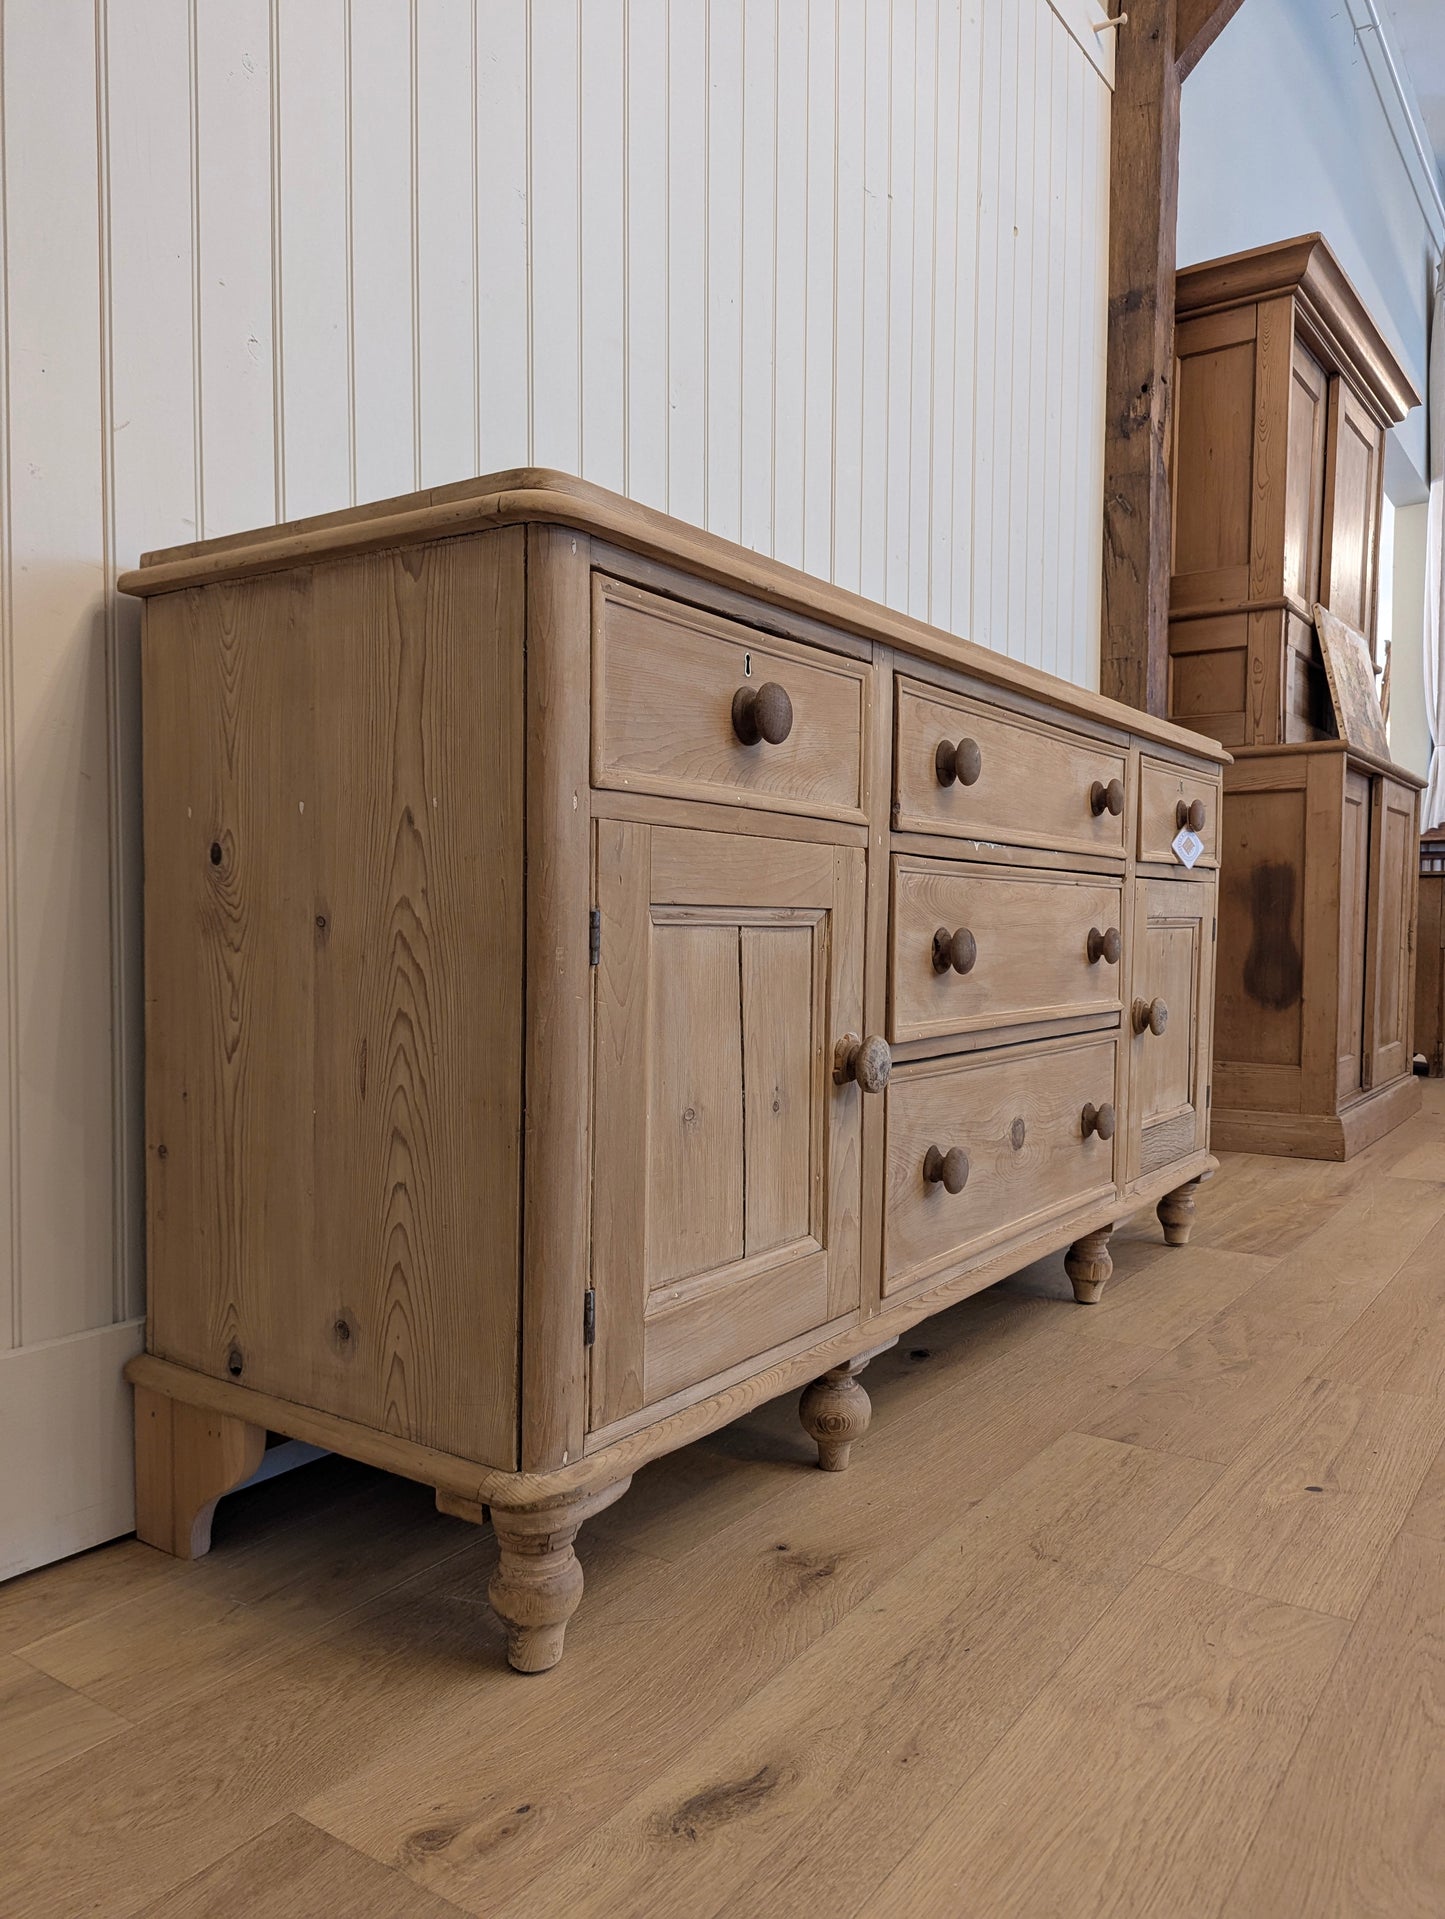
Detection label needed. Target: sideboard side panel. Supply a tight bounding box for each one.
[143,530,526,1469]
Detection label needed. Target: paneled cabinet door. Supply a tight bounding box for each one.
[589,821,866,1433]
[1125,878,1214,1184]
[1320,377,1385,644]
[1364,776,1419,1089]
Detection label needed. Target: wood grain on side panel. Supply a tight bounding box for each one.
[143,532,525,1470]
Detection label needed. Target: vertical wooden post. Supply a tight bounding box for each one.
[1101,0,1249,716]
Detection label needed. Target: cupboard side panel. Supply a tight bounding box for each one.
[311,535,525,1469]
[144,577,317,1398]
[144,532,526,1468]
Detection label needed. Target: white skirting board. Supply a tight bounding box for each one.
[0,1318,144,1582]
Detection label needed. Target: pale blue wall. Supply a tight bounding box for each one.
[1178,0,1440,490]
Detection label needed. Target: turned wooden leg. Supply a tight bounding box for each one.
[799,1357,874,1471]
[132,1385,266,1559]
[1158,1177,1202,1247]
[1064,1226,1115,1305]
[440,1478,630,1674]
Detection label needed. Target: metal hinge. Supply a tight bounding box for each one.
[1212,916,1217,942]
[589,908,601,966]
[1207,1084,1212,1109]
[583,1288,597,1346]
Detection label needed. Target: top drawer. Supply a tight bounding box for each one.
[894,679,1128,858]
[593,576,869,821]
[1137,755,1221,868]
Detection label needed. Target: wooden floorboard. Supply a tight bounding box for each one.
[2,1082,1443,1917]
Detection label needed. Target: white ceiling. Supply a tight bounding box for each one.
[1385,0,1445,178]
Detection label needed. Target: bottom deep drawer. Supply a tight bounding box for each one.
[883,1034,1119,1296]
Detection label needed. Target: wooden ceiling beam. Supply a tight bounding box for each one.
[1177,0,1250,81]
[1100,0,1247,716]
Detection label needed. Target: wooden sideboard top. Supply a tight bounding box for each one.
[1227,738,1427,792]
[118,466,1230,768]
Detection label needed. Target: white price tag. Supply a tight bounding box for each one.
[1171,827,1204,869]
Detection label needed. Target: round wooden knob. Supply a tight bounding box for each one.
[1090,777,1125,818]
[731,681,793,746]
[833,1032,892,1094]
[1134,996,1169,1037]
[1081,1101,1117,1141]
[1176,797,1207,833]
[923,1144,970,1194]
[935,737,982,787]
[1086,926,1122,966]
[932,925,978,975]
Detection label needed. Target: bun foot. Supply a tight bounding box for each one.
[1158,1178,1201,1247]
[443,1478,630,1674]
[1065,1227,1115,1304]
[799,1358,873,1471]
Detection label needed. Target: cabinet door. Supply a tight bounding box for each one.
[1284,340,1329,608]
[1364,776,1419,1089]
[590,821,865,1432]
[1320,378,1385,646]
[1126,878,1214,1183]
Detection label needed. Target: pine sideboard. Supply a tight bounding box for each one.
[121,471,1227,1672]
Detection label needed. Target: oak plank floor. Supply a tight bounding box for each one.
[3,1083,1445,1918]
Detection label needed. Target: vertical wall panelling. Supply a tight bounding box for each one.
[905,0,937,621]
[704,1,743,543]
[1021,10,1051,666]
[884,0,916,609]
[969,0,1002,646]
[1043,41,1074,681]
[802,0,837,581]
[1,0,143,1578]
[475,0,528,476]
[530,0,582,477]
[927,0,962,635]
[831,0,867,594]
[277,0,352,520]
[580,0,626,495]
[857,0,891,605]
[416,0,480,487]
[350,0,416,499]
[738,0,777,558]
[666,0,706,528]
[771,0,807,569]
[0,0,1114,1578]
[194,0,277,533]
[4,0,112,1347]
[624,0,668,510]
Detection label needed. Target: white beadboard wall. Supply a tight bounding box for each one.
[0,0,1112,1575]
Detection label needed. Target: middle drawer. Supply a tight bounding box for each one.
[890,857,1124,1043]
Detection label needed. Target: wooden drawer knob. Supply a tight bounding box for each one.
[1081,1101,1117,1141]
[923,1144,970,1194]
[935,737,982,786]
[932,925,978,975]
[731,681,793,746]
[1176,797,1207,832]
[1089,776,1125,818]
[1086,925,1121,965]
[1133,996,1169,1037]
[833,1032,892,1094]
